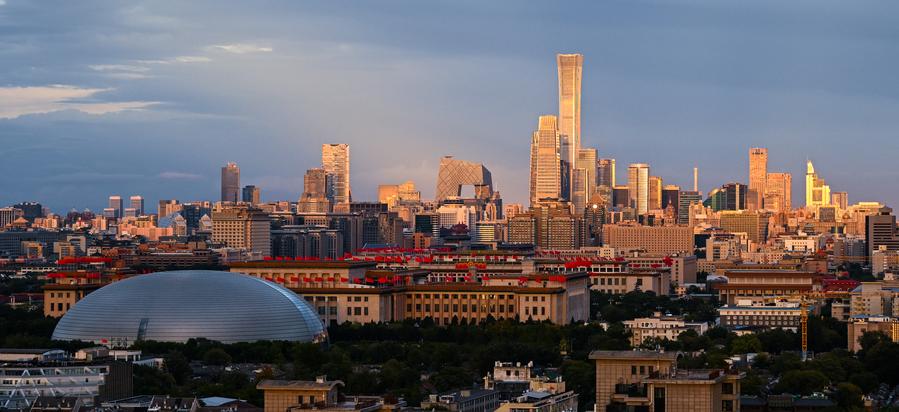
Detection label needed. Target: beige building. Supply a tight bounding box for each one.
[211,206,271,256]
[589,270,671,296]
[623,313,709,346]
[764,172,792,214]
[714,270,818,305]
[590,351,741,412]
[718,211,767,245]
[848,281,899,317]
[43,282,104,318]
[748,148,767,211]
[627,164,650,215]
[530,115,565,206]
[847,316,898,352]
[257,378,398,412]
[602,225,693,255]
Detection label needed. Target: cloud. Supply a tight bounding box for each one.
[0,85,158,119]
[89,64,151,73]
[157,171,204,180]
[209,43,273,54]
[136,55,212,65]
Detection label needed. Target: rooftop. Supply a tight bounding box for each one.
[588,350,678,361]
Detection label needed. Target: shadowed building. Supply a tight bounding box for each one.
[221,162,240,203]
[322,144,351,205]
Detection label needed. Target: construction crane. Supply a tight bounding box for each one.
[766,293,817,360]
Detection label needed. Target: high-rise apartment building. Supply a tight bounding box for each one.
[597,158,615,188]
[627,164,650,215]
[322,144,351,205]
[530,115,564,206]
[765,172,792,213]
[719,210,768,244]
[572,148,597,214]
[805,160,831,208]
[221,162,241,203]
[648,176,663,211]
[128,195,144,216]
[107,195,123,219]
[748,147,767,210]
[242,185,261,204]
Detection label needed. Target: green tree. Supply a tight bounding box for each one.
[773,370,828,395]
[833,382,864,410]
[203,348,232,366]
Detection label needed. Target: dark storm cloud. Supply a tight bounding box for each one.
[1,0,898,212]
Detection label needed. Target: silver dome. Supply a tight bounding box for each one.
[52,270,325,345]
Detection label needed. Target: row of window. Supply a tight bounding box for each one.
[407,303,517,314]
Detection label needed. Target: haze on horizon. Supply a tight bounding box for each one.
[1,0,898,213]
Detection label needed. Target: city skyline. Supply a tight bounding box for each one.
[2,1,899,213]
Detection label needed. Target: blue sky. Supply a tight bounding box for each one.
[1,0,898,213]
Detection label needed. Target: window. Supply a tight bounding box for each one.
[354,307,362,316]
[631,366,637,375]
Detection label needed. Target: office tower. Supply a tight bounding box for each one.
[866,207,899,256]
[242,185,261,204]
[298,168,331,213]
[220,162,240,203]
[378,181,421,208]
[805,160,831,208]
[529,115,564,206]
[765,172,792,213]
[705,183,747,211]
[612,186,629,209]
[211,205,271,256]
[507,202,584,249]
[648,176,663,211]
[557,53,583,169]
[436,156,494,203]
[0,207,20,229]
[832,191,849,210]
[158,199,181,217]
[597,158,616,188]
[602,225,693,254]
[108,195,123,218]
[719,210,768,244]
[661,184,680,214]
[12,202,43,221]
[627,164,650,215]
[322,144,351,205]
[748,147,768,210]
[572,148,597,214]
[677,190,703,225]
[128,195,144,216]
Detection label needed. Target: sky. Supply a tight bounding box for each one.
[1,0,898,213]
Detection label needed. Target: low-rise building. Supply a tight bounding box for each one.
[420,389,499,412]
[590,350,741,412]
[714,270,819,305]
[846,315,898,352]
[623,312,709,346]
[718,300,805,332]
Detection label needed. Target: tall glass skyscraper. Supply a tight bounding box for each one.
[322,144,351,205]
[748,147,767,210]
[627,163,650,215]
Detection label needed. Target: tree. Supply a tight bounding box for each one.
[203,348,232,366]
[730,335,763,354]
[833,382,864,410]
[164,350,192,385]
[773,370,828,396]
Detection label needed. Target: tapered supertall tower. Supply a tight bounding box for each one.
[557,53,583,164]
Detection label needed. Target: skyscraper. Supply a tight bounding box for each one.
[765,172,792,213]
[242,185,261,204]
[597,158,616,188]
[220,162,240,203]
[748,147,768,210]
[129,195,144,216]
[557,53,583,168]
[805,160,831,208]
[298,168,330,213]
[662,185,680,214]
[677,190,703,225]
[108,195,123,219]
[832,191,849,210]
[322,144,351,205]
[530,115,564,206]
[435,156,494,203]
[572,148,597,214]
[648,176,663,211]
[627,163,650,215]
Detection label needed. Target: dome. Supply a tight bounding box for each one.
[52,270,325,345]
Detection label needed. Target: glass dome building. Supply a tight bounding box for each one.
[52,270,325,345]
